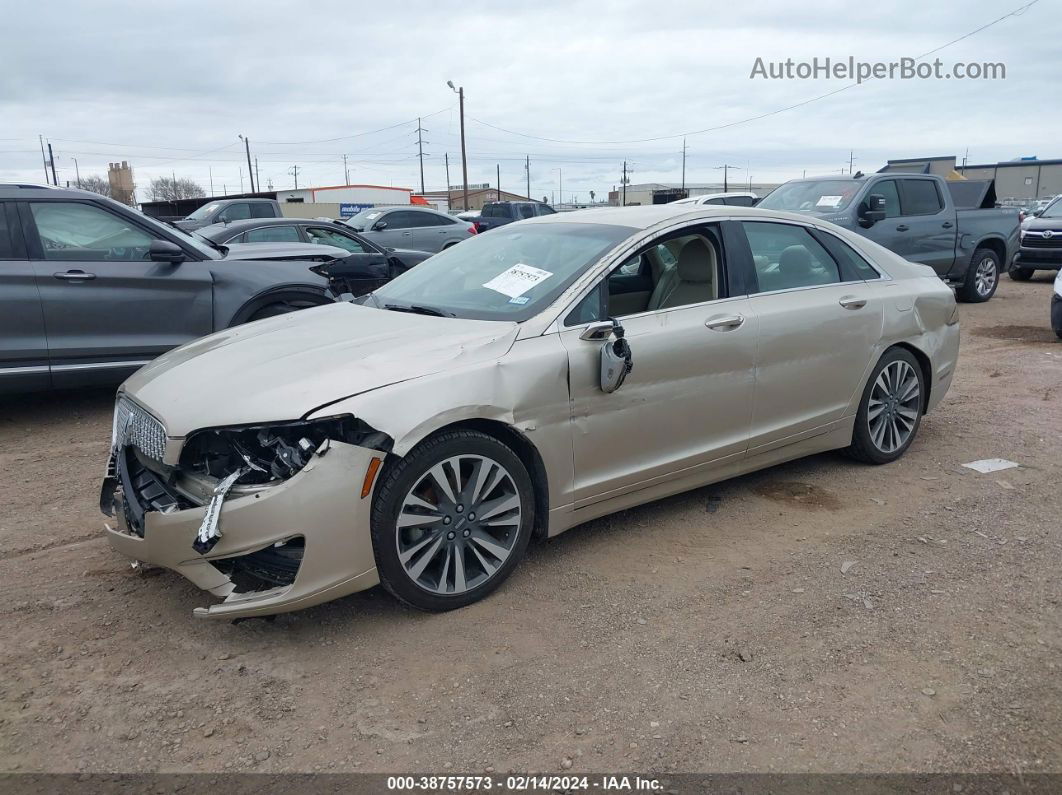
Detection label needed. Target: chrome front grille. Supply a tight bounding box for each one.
[114,397,167,462]
[1022,231,1062,249]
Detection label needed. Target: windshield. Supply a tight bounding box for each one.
[758,180,863,213]
[371,222,634,321]
[1040,198,1062,219]
[184,202,220,221]
[341,208,386,231]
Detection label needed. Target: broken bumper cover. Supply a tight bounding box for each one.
[101,441,381,620]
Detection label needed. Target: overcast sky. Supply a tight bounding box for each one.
[2,0,1057,203]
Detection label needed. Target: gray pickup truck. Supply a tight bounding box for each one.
[758,173,1019,302]
[174,197,283,232]
[469,200,556,233]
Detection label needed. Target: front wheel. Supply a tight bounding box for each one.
[957,248,1000,302]
[246,296,330,322]
[846,348,925,465]
[371,430,535,611]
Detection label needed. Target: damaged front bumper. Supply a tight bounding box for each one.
[101,440,382,620]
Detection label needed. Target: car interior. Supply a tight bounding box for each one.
[567,231,722,324]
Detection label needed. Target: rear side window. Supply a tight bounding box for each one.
[900,180,943,215]
[705,197,726,205]
[725,196,756,207]
[482,204,501,218]
[536,205,556,215]
[243,226,300,243]
[250,203,277,218]
[742,221,840,293]
[0,204,15,258]
[517,204,536,219]
[817,231,882,281]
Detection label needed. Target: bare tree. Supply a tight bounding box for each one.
[589,190,596,203]
[78,174,112,197]
[147,176,205,202]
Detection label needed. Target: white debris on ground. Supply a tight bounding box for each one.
[961,458,1019,474]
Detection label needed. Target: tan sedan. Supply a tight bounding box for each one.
[101,205,960,619]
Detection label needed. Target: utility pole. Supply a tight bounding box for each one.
[255,158,260,193]
[39,135,50,184]
[47,142,58,186]
[715,164,737,192]
[621,161,628,207]
[239,167,244,193]
[72,157,81,188]
[289,165,299,190]
[848,150,855,175]
[444,153,452,207]
[961,147,969,175]
[209,166,214,196]
[447,81,470,211]
[343,154,349,185]
[240,135,255,192]
[496,164,500,200]
[525,155,530,200]
[415,117,427,195]
[681,137,687,195]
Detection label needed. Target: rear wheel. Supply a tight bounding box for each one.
[1008,266,1035,281]
[956,247,1000,303]
[846,347,925,465]
[371,430,534,611]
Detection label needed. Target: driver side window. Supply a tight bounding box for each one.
[565,228,723,325]
[29,202,154,262]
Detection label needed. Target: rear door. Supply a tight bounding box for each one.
[0,202,49,392]
[25,199,214,388]
[738,220,885,451]
[896,178,956,274]
[412,212,463,251]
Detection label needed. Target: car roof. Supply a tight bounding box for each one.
[0,184,103,199]
[518,203,835,230]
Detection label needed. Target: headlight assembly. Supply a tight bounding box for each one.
[179,415,391,485]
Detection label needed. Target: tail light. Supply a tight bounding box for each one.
[469,224,479,234]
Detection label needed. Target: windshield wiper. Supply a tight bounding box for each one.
[383,303,453,317]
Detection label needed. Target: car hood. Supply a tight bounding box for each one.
[1023,217,1062,233]
[223,242,349,261]
[122,302,519,437]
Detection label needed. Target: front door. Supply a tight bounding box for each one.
[559,224,757,506]
[0,202,49,392]
[24,199,214,388]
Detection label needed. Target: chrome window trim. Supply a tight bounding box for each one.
[51,360,151,372]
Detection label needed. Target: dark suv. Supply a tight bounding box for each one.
[470,201,555,233]
[0,184,336,393]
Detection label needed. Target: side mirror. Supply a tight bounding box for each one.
[859,193,887,227]
[309,252,391,297]
[372,221,388,231]
[591,319,633,394]
[149,239,186,264]
[1032,210,1043,217]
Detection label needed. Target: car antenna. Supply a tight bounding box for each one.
[853,170,864,179]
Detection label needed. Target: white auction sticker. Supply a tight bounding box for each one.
[482,263,553,299]
[815,195,844,208]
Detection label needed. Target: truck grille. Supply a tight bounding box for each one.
[1021,232,1062,249]
[114,397,167,462]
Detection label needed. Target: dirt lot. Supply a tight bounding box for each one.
[1,276,1060,776]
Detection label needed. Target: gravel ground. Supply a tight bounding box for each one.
[1,275,1060,775]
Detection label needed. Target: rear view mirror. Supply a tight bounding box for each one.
[149,239,186,264]
[859,193,887,227]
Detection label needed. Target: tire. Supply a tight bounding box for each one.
[370,429,535,611]
[246,295,330,322]
[443,241,458,250]
[846,347,925,465]
[956,247,1000,303]
[1008,266,1035,282]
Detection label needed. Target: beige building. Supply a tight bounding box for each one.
[420,187,532,212]
[107,161,135,205]
[882,155,1062,201]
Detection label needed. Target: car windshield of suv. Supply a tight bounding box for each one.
[184,202,220,221]
[758,180,862,213]
[370,222,634,321]
[340,208,386,231]
[1040,199,1062,219]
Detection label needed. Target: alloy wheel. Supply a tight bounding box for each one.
[395,455,523,594]
[975,256,997,297]
[867,360,921,454]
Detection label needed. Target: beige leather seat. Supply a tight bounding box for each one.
[647,238,717,310]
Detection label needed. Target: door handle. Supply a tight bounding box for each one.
[53,270,97,281]
[895,224,910,232]
[839,296,867,310]
[705,314,745,331]
[942,221,954,228]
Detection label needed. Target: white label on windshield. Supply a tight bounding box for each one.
[482,263,553,299]
[366,212,381,219]
[816,195,844,208]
